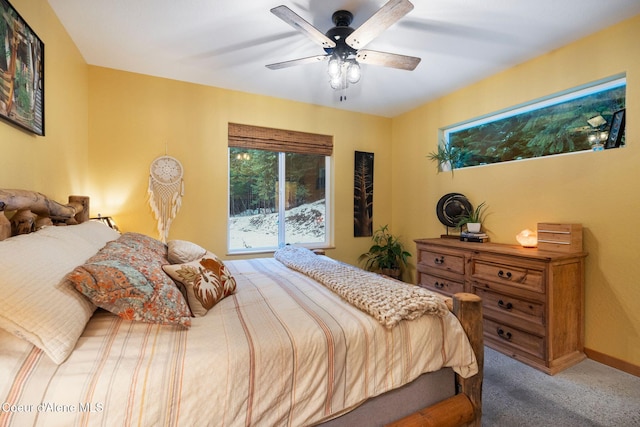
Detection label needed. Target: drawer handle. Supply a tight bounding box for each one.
[434,281,445,289]
[497,327,513,340]
[497,270,513,279]
[434,256,445,265]
[498,300,513,310]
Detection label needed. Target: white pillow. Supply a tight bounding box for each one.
[167,239,207,264]
[0,221,120,364]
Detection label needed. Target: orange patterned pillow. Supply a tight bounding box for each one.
[68,235,191,327]
[163,251,236,316]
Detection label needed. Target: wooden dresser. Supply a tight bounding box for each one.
[415,237,587,374]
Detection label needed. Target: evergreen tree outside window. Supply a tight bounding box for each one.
[441,75,626,170]
[228,124,332,253]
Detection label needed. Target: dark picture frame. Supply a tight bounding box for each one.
[0,0,45,135]
[354,151,374,237]
[605,109,625,149]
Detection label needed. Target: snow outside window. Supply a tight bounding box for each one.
[228,148,330,253]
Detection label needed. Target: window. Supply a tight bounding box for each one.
[441,75,626,170]
[228,123,332,253]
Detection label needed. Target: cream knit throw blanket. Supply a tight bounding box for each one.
[274,246,449,328]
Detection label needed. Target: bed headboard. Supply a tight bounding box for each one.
[0,189,89,241]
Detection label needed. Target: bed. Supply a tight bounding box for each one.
[0,189,483,427]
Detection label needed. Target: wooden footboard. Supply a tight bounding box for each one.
[386,293,483,427]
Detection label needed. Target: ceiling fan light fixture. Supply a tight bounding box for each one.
[346,61,361,84]
[327,56,341,78]
[329,74,343,90]
[267,0,421,100]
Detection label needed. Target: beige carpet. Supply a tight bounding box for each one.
[482,347,640,426]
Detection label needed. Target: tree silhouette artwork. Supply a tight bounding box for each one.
[354,151,374,237]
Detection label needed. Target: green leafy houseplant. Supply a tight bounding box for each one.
[359,225,411,281]
[457,201,488,231]
[427,142,463,175]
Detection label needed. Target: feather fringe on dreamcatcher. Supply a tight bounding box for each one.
[148,155,184,243]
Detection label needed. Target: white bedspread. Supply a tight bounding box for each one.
[0,257,477,427]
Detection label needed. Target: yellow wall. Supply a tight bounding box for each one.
[391,15,640,367]
[87,67,392,265]
[0,0,89,199]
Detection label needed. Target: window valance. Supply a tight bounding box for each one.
[228,123,333,156]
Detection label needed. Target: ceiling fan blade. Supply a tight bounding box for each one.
[266,55,330,70]
[346,0,414,49]
[356,49,421,70]
[270,5,336,50]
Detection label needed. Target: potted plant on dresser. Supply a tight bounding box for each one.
[457,201,488,233]
[359,225,411,281]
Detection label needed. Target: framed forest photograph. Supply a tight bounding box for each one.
[354,151,374,237]
[0,0,45,135]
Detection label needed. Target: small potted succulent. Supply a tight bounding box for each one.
[457,201,488,233]
[359,225,411,281]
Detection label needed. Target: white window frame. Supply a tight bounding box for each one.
[227,149,332,255]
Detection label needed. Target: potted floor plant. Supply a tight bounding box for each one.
[457,201,488,233]
[359,225,411,281]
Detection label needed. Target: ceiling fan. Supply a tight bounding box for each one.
[266,0,421,99]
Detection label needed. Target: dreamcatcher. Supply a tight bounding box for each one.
[148,155,184,243]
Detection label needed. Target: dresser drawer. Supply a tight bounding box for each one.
[474,287,545,336]
[418,272,465,297]
[484,318,545,359]
[471,259,544,293]
[418,249,465,275]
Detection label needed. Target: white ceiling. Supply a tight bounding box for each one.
[47,0,640,117]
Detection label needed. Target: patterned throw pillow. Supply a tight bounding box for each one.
[163,251,236,317]
[116,232,168,259]
[68,233,191,327]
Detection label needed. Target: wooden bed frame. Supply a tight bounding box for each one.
[0,189,89,240]
[386,293,483,427]
[0,189,483,427]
